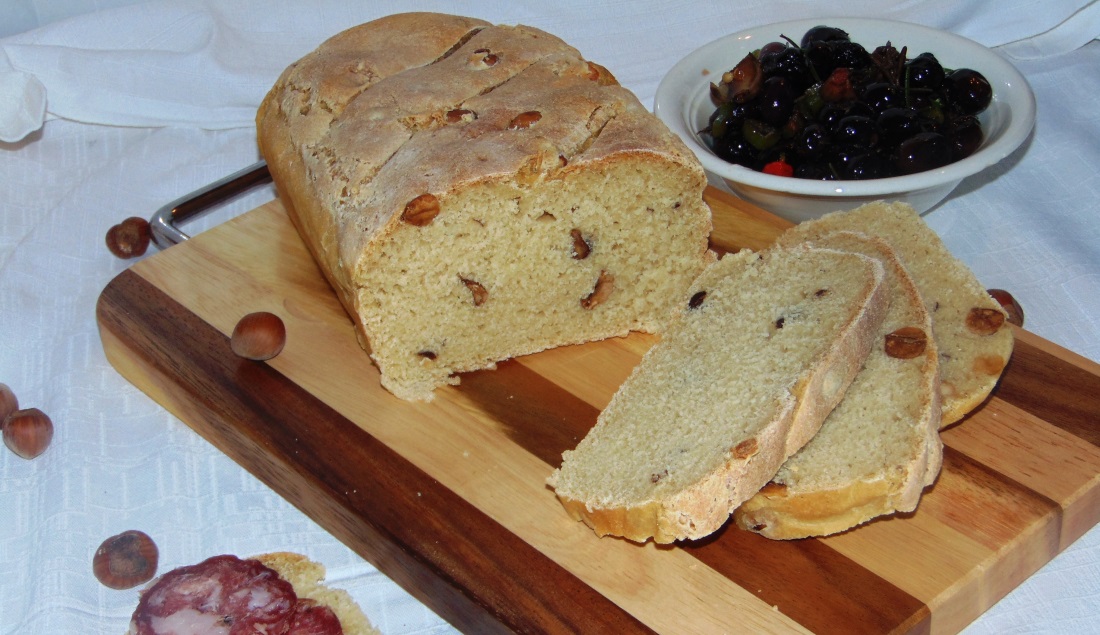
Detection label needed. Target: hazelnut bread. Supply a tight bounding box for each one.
[776,201,1013,426]
[548,246,889,543]
[734,231,943,540]
[256,13,714,401]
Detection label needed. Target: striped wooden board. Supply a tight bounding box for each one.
[97,187,1100,634]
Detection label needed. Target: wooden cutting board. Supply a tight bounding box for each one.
[97,186,1100,634]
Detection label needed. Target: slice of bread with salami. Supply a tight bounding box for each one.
[125,552,379,635]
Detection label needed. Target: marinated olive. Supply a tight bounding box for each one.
[701,24,993,181]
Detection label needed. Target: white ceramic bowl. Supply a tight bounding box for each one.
[655,18,1036,223]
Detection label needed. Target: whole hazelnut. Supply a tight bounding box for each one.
[0,383,17,421]
[93,530,159,590]
[231,311,286,360]
[106,217,152,259]
[3,407,54,459]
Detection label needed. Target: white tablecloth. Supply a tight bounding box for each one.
[1,2,1098,633]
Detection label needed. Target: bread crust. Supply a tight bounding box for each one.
[552,248,890,543]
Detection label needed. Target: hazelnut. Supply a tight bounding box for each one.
[231,312,286,360]
[460,277,488,307]
[508,111,542,130]
[966,307,1006,336]
[93,530,159,590]
[0,383,17,422]
[987,289,1024,327]
[732,438,758,459]
[884,326,928,359]
[402,193,441,226]
[586,61,602,82]
[569,229,591,260]
[3,407,53,460]
[467,49,498,68]
[580,270,614,309]
[106,217,152,259]
[759,481,788,498]
[445,108,477,123]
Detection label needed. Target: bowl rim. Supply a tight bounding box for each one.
[654,17,1037,197]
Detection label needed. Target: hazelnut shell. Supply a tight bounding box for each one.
[3,407,53,460]
[0,383,17,421]
[93,530,159,590]
[231,311,287,361]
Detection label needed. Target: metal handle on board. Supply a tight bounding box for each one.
[150,160,272,249]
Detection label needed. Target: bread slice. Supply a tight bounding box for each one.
[776,201,1013,426]
[126,552,379,635]
[257,13,714,401]
[255,552,380,635]
[734,231,943,539]
[548,246,889,543]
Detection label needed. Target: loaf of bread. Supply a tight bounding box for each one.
[256,13,714,401]
[734,231,943,539]
[549,246,889,543]
[776,201,1013,426]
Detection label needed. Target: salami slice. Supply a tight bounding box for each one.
[128,554,342,635]
[283,600,344,634]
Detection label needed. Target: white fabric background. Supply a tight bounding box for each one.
[1,2,1098,633]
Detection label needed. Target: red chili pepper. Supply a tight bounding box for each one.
[763,159,794,177]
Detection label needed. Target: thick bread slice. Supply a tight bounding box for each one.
[734,231,943,539]
[257,13,714,401]
[776,201,1013,426]
[548,246,889,543]
[254,552,380,635]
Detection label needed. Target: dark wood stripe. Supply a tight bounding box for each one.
[96,269,654,635]
[457,356,929,635]
[682,525,930,635]
[990,335,1100,447]
[457,359,597,468]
